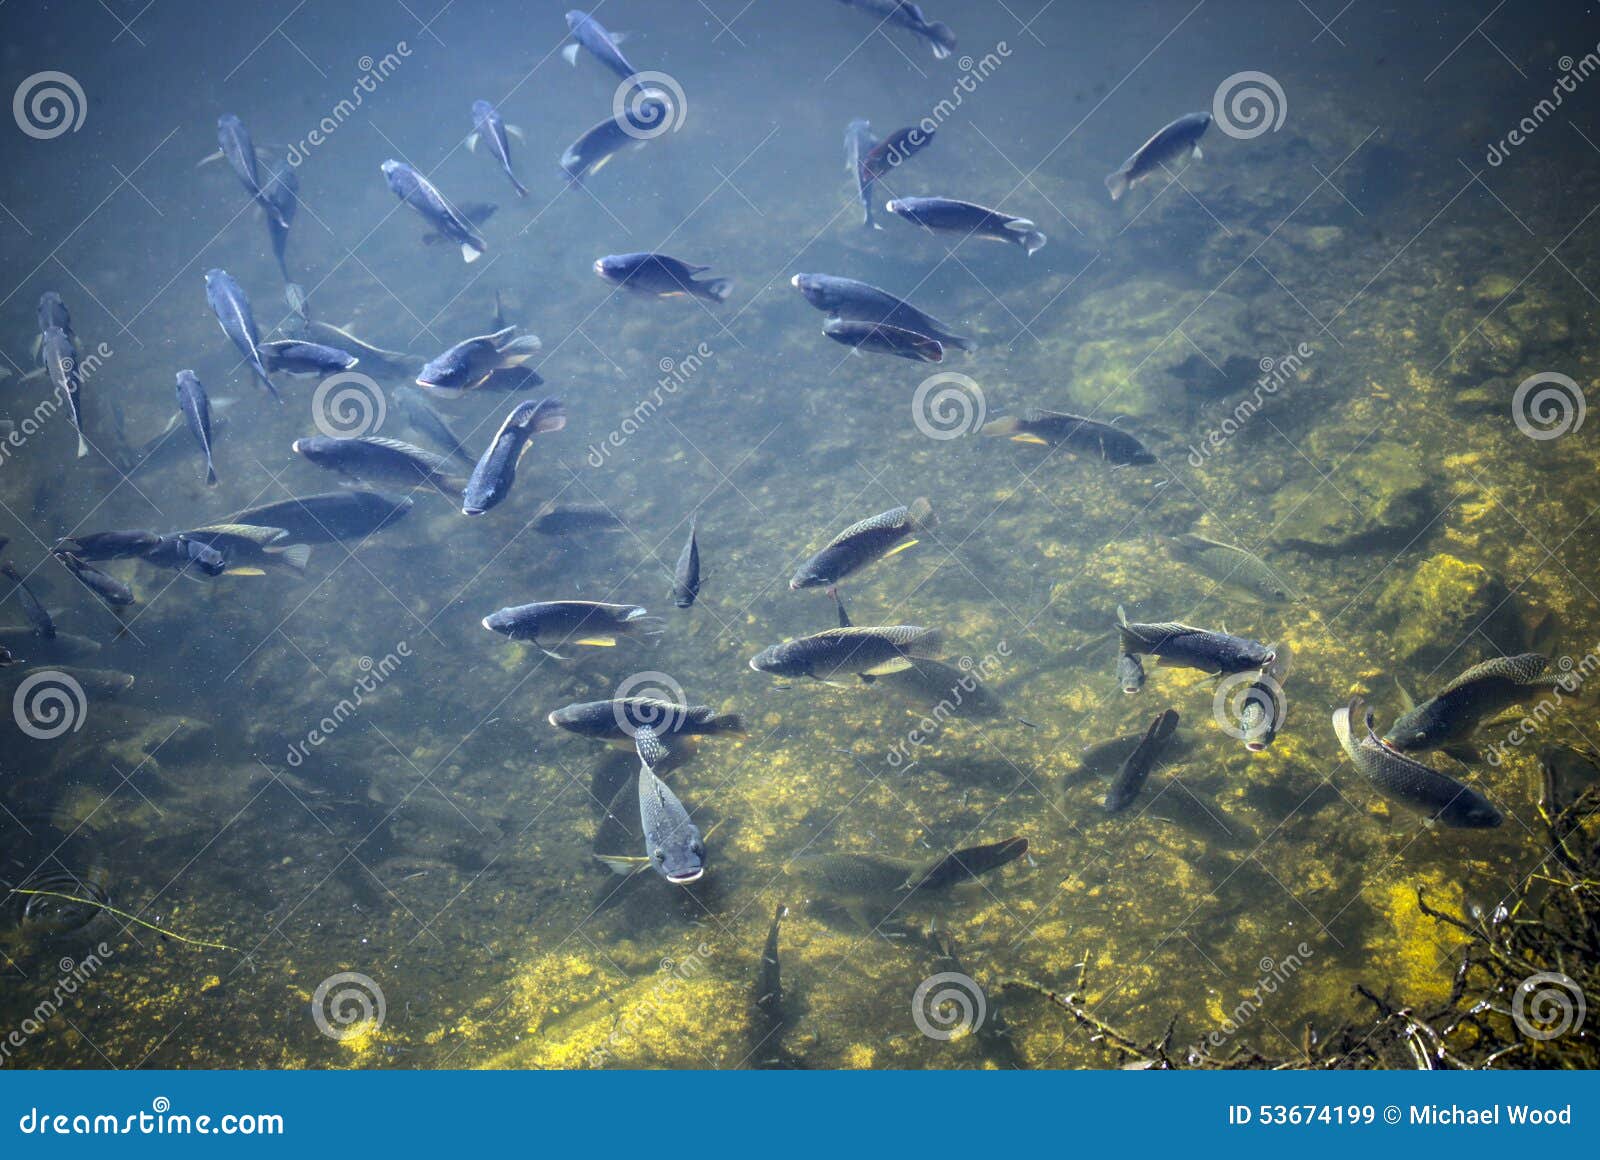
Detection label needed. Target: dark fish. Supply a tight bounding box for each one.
[141,535,226,578]
[798,837,1026,905]
[560,99,669,181]
[393,386,476,467]
[1385,654,1557,753]
[532,502,626,535]
[594,253,732,304]
[634,725,706,884]
[791,498,936,592]
[563,9,639,82]
[291,435,466,496]
[1105,112,1211,202]
[884,196,1046,256]
[877,656,1008,721]
[204,269,278,402]
[7,665,134,697]
[381,159,486,263]
[228,490,415,545]
[36,290,73,345]
[1104,708,1179,813]
[39,325,88,457]
[481,600,660,660]
[461,398,567,516]
[749,625,942,683]
[178,524,309,575]
[858,125,936,186]
[417,326,542,397]
[755,903,788,1040]
[790,273,974,352]
[673,517,700,609]
[55,553,134,607]
[822,319,942,362]
[547,698,744,741]
[909,836,1029,892]
[0,628,99,664]
[1117,651,1146,695]
[2,563,56,639]
[216,114,290,229]
[1115,605,1275,676]
[174,369,217,486]
[1236,645,1293,753]
[981,409,1156,466]
[837,0,957,59]
[260,157,299,282]
[469,99,527,198]
[300,321,423,375]
[257,340,358,376]
[1166,533,1295,604]
[284,281,310,327]
[52,530,162,561]
[1333,696,1502,828]
[1075,726,1197,778]
[845,118,880,229]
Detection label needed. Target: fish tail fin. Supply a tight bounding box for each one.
[462,243,484,263]
[1022,229,1047,255]
[77,435,89,458]
[928,23,956,58]
[906,496,938,533]
[1104,170,1130,202]
[702,278,734,303]
[205,462,218,487]
[979,416,1019,438]
[526,397,567,435]
[512,176,529,199]
[277,543,312,572]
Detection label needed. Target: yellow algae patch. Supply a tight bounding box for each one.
[1366,872,1464,1003]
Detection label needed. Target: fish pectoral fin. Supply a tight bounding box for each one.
[461,243,483,263]
[863,658,914,677]
[572,637,619,648]
[1394,678,1416,711]
[538,647,569,661]
[1009,433,1050,446]
[225,566,266,576]
[881,538,920,560]
[465,131,480,152]
[594,854,649,876]
[561,43,581,65]
[506,124,526,141]
[195,149,224,168]
[1191,143,1203,160]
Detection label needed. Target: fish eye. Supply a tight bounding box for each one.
[653,849,666,864]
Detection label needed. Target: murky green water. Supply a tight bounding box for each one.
[2,1,1598,1069]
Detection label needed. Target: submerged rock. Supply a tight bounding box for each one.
[1273,439,1434,554]
[1373,553,1522,668]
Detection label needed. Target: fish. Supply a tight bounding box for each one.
[216,114,290,229]
[381,159,487,263]
[297,322,422,376]
[174,370,217,486]
[593,253,733,304]
[837,0,957,59]
[1166,533,1295,604]
[0,628,100,664]
[884,196,1047,256]
[749,625,942,684]
[877,656,1008,721]
[755,902,789,1042]
[39,325,89,457]
[30,290,73,365]
[291,435,466,497]
[858,126,936,188]
[482,600,661,661]
[393,387,477,467]
[178,524,310,575]
[1384,654,1559,754]
[416,326,543,397]
[461,398,567,516]
[797,837,1026,912]
[1116,651,1146,695]
[981,409,1156,466]
[2,563,56,639]
[228,490,415,544]
[790,273,974,352]
[532,502,626,536]
[1104,708,1179,813]
[1333,696,1502,828]
[4,665,134,698]
[52,530,162,561]
[1105,112,1211,202]
[467,99,528,198]
[1115,605,1276,676]
[790,498,936,593]
[547,698,744,742]
[284,282,311,327]
[634,725,706,884]
[257,340,358,376]
[421,202,498,246]
[822,319,943,362]
[1236,645,1293,753]
[55,553,135,606]
[845,118,880,229]
[140,535,226,578]
[563,9,639,81]
[204,269,278,402]
[0,644,16,668]
[560,98,670,182]
[260,157,299,282]
[1074,725,1197,779]
[673,517,700,609]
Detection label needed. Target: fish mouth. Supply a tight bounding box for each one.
[788,274,803,288]
[462,505,485,517]
[1245,741,1268,753]
[666,868,704,885]
[592,259,609,278]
